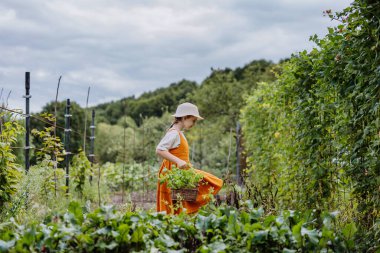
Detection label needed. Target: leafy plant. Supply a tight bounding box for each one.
[71,151,91,198]
[33,101,90,157]
[0,201,359,252]
[0,112,23,208]
[241,0,380,248]
[101,162,158,192]
[159,166,204,189]
[31,113,65,198]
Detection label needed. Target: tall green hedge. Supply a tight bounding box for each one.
[241,0,380,231]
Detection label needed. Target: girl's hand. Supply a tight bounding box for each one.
[178,160,189,169]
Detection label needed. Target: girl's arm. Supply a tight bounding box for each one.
[156,149,189,169]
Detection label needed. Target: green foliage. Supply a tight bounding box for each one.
[95,79,198,125]
[241,0,380,248]
[32,101,88,162]
[0,201,359,252]
[190,60,276,129]
[101,162,127,191]
[183,60,276,173]
[71,151,91,198]
[31,113,66,199]
[31,113,64,164]
[321,0,380,227]
[0,112,23,208]
[185,120,234,179]
[241,81,297,210]
[116,116,137,129]
[295,0,379,225]
[101,162,158,192]
[0,112,109,225]
[159,166,204,190]
[95,123,126,163]
[1,165,65,223]
[95,112,172,164]
[0,161,111,225]
[4,1,377,251]
[94,60,276,174]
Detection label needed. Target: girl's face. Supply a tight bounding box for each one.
[182,116,198,130]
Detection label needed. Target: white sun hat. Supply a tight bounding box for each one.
[172,102,204,120]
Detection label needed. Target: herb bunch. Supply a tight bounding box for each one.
[159,165,203,190]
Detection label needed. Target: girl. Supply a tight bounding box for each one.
[156,102,223,214]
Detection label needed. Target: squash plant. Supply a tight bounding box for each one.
[159,165,203,189]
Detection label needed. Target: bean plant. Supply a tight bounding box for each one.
[0,112,23,209]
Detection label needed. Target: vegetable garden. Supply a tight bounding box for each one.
[0,0,379,252]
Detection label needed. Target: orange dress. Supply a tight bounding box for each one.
[156,129,223,214]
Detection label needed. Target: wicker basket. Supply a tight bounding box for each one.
[171,186,198,202]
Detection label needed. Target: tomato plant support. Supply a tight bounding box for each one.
[23,72,31,173]
[64,99,72,195]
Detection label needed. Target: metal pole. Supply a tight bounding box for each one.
[54,76,61,138]
[54,75,62,196]
[122,126,126,203]
[236,122,242,186]
[87,110,100,206]
[5,90,11,108]
[142,162,145,202]
[24,72,31,173]
[199,125,203,168]
[83,86,90,153]
[64,99,72,194]
[132,128,135,192]
[191,142,195,162]
[227,127,232,172]
[142,121,145,154]
[89,110,95,183]
[147,164,150,200]
[122,98,127,202]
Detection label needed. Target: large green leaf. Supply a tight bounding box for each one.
[0,240,15,251]
[68,201,84,224]
[227,213,241,237]
[301,227,319,245]
[131,226,144,243]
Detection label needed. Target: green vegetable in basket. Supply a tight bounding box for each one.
[159,165,204,190]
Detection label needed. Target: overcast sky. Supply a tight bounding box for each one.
[0,0,352,113]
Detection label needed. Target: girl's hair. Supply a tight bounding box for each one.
[167,116,192,130]
[168,117,182,130]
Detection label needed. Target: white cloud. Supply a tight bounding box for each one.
[0,0,352,112]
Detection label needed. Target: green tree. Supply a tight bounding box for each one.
[190,60,276,129]
[93,80,198,125]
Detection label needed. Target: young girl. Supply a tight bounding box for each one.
[156,102,223,214]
